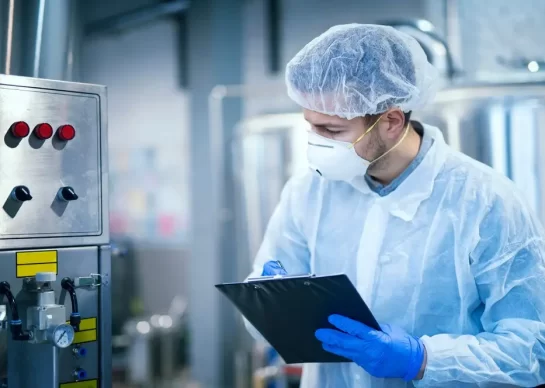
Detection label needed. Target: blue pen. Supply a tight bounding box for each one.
[276,260,286,272]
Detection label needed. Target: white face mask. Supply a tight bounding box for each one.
[306,116,409,182]
[307,132,370,181]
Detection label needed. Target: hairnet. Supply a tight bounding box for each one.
[285,24,439,119]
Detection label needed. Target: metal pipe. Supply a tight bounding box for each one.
[433,81,545,103]
[51,346,59,387]
[85,0,190,36]
[445,0,462,70]
[65,0,80,81]
[1,1,74,79]
[208,83,292,388]
[208,83,287,222]
[266,0,281,74]
[4,0,14,75]
[32,0,46,78]
[535,107,545,224]
[379,19,457,79]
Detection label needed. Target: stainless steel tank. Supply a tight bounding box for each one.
[232,113,308,261]
[415,80,545,222]
[234,80,545,261]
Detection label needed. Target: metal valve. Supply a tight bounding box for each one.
[72,368,87,381]
[73,274,102,289]
[35,272,56,283]
[25,272,71,346]
[10,186,32,202]
[57,186,78,202]
[72,345,87,358]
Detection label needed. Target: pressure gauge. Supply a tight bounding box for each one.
[48,323,75,348]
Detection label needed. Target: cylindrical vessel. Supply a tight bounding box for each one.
[235,80,545,244]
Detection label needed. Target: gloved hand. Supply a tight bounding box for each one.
[261,260,287,276]
[315,315,425,381]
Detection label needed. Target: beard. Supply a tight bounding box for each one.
[366,130,389,173]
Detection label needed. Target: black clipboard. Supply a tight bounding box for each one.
[216,274,380,364]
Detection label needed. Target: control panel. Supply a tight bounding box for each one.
[0,75,110,388]
[0,85,102,239]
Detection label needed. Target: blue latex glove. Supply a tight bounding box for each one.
[315,315,425,381]
[261,260,288,276]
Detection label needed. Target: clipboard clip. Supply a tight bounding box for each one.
[247,274,315,282]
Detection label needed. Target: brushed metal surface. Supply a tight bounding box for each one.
[98,245,111,388]
[0,74,108,249]
[6,247,100,387]
[0,75,110,387]
[0,86,100,236]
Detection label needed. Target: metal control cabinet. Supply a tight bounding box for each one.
[0,75,110,388]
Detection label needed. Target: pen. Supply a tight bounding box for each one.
[276,260,286,272]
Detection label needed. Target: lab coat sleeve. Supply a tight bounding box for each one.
[243,176,311,342]
[416,194,545,387]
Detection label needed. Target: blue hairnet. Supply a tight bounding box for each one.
[285,24,439,119]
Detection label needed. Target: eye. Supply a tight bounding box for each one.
[313,125,340,135]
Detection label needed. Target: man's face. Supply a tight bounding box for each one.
[303,109,387,163]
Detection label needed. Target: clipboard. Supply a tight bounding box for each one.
[215,274,380,364]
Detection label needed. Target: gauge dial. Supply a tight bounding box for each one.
[51,324,75,348]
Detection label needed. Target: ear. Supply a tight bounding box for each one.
[381,109,406,140]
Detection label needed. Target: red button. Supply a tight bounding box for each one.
[34,123,53,140]
[57,125,76,141]
[11,122,30,138]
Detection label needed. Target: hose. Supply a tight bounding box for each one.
[61,278,81,331]
[0,281,31,341]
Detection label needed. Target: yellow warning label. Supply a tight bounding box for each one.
[59,379,98,388]
[17,263,57,277]
[16,250,58,278]
[17,250,57,264]
[78,317,97,331]
[67,317,98,344]
[74,330,97,344]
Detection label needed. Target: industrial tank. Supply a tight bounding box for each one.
[234,80,545,261]
[416,80,545,222]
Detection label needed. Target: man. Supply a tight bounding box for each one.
[245,24,545,387]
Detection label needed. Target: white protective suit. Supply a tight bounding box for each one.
[246,125,545,387]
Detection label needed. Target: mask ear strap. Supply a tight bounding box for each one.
[348,115,383,149]
[370,122,411,165]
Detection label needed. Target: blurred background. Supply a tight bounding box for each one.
[1,0,545,387]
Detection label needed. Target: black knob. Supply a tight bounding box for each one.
[58,186,78,201]
[10,186,32,202]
